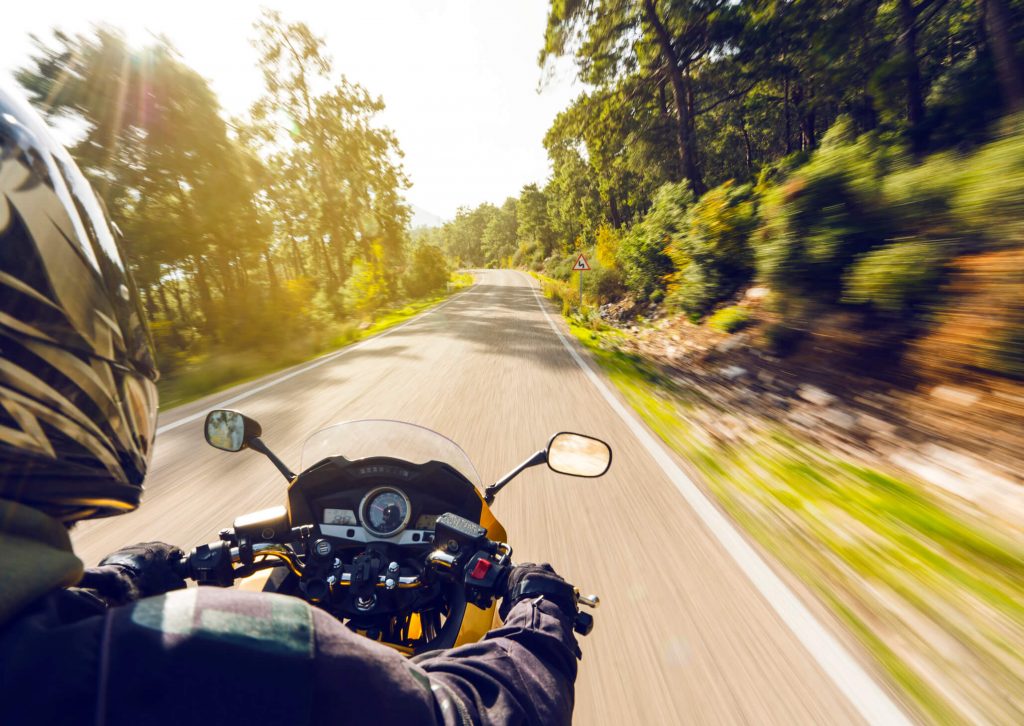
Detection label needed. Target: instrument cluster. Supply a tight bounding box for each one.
[319,485,441,542]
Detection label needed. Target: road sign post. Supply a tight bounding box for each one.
[573,254,591,311]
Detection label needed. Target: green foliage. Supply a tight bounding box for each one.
[757,126,897,305]
[951,123,1024,245]
[666,181,756,317]
[343,244,391,317]
[707,306,751,334]
[617,182,693,300]
[402,244,450,298]
[844,239,948,314]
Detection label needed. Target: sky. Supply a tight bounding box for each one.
[0,0,582,222]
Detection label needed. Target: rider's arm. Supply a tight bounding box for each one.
[413,595,580,726]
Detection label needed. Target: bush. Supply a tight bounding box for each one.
[594,223,621,269]
[761,322,803,356]
[543,252,577,280]
[844,239,948,314]
[540,275,580,315]
[618,181,693,300]
[402,243,449,298]
[707,306,751,334]
[588,266,625,304]
[756,127,896,306]
[344,243,390,317]
[951,122,1024,246]
[665,181,756,317]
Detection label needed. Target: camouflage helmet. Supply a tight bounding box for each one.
[0,79,159,521]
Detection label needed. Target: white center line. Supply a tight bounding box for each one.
[522,272,910,726]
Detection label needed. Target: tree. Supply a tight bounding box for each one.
[247,10,409,290]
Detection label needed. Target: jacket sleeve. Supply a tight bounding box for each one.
[412,596,581,726]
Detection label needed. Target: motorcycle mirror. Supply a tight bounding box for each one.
[546,432,612,478]
[204,409,261,452]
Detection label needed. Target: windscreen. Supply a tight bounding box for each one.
[300,419,482,488]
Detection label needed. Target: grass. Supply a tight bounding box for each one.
[157,274,473,410]
[707,305,751,333]
[563,313,1024,724]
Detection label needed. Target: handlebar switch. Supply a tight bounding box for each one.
[189,541,234,587]
[464,551,508,608]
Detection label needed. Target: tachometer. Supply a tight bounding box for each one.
[359,487,411,537]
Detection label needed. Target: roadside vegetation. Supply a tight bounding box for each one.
[564,315,1024,723]
[17,13,455,408]
[426,2,1024,721]
[158,272,472,409]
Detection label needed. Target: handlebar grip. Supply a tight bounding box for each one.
[171,554,191,580]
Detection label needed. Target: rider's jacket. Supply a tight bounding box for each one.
[0,501,579,725]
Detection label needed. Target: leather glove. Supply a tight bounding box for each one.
[499,562,577,620]
[98,541,187,599]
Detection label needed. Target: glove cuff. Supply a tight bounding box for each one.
[507,574,576,617]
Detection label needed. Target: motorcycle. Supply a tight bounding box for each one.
[175,409,610,656]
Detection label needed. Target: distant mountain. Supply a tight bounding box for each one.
[409,205,444,229]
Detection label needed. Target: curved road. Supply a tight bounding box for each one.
[74,270,898,724]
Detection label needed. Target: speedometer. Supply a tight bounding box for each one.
[359,487,411,537]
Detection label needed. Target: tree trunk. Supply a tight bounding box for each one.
[980,0,1024,112]
[290,237,306,278]
[265,251,278,295]
[156,281,172,318]
[642,0,704,194]
[142,286,157,318]
[609,195,621,228]
[899,0,928,153]
[192,258,215,334]
[172,277,190,324]
[801,88,817,151]
[783,76,793,154]
[740,116,754,174]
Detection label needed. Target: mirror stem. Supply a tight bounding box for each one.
[483,449,546,505]
[248,436,295,482]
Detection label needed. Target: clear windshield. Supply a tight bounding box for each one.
[300,420,482,488]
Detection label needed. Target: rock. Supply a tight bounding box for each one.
[764,394,790,411]
[929,385,981,407]
[744,286,770,301]
[797,384,836,407]
[818,408,857,430]
[858,414,897,437]
[720,365,748,380]
[716,333,749,354]
[787,409,817,429]
[756,370,776,387]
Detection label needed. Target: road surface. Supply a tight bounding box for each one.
[74,269,900,724]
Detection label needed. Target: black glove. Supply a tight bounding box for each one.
[98,541,187,599]
[499,562,577,621]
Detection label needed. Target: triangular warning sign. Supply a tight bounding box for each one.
[573,254,591,271]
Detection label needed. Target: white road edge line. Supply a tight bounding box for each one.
[523,273,910,726]
[155,284,476,436]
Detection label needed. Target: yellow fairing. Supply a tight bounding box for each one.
[453,495,507,647]
[238,568,274,592]
[477,497,507,545]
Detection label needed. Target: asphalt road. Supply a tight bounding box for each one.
[73,269,899,725]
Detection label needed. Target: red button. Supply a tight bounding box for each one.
[469,558,492,580]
